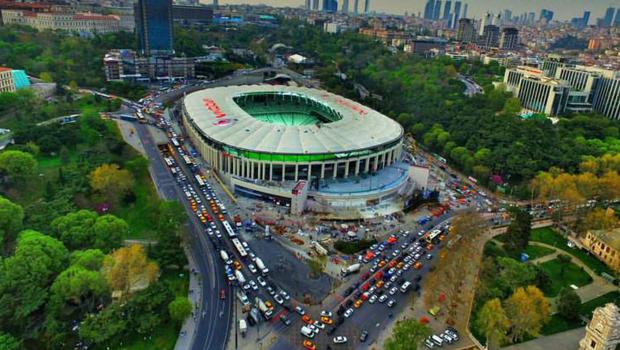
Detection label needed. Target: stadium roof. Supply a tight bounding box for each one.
[183,85,403,155]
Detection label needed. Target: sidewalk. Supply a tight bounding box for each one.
[174,244,202,350]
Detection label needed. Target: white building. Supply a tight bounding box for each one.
[1,9,120,34]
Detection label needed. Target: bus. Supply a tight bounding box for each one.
[426,229,442,243]
[136,110,147,124]
[231,238,248,258]
[195,174,206,187]
[171,138,180,147]
[164,157,174,167]
[222,221,237,238]
[183,155,193,166]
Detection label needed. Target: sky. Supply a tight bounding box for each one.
[210,0,619,21]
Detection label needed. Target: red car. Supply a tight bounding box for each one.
[220,288,226,300]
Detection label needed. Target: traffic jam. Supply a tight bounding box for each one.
[154,112,307,340]
[297,222,461,349]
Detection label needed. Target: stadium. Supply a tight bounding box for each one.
[182,85,423,218]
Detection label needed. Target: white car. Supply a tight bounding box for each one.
[389,287,398,295]
[249,280,258,291]
[344,308,354,318]
[379,294,388,303]
[274,294,284,305]
[368,294,378,304]
[248,264,258,274]
[257,276,267,287]
[313,321,325,329]
[279,290,291,300]
[387,299,396,308]
[321,310,333,318]
[333,336,348,344]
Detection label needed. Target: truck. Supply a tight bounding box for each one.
[235,270,246,285]
[255,257,269,275]
[311,240,328,256]
[220,250,231,264]
[340,263,361,276]
[239,319,247,337]
[234,214,243,228]
[255,297,273,319]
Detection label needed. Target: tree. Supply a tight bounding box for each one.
[504,208,531,256]
[91,214,127,251]
[70,249,105,271]
[384,319,432,350]
[556,254,572,278]
[504,286,551,342]
[0,332,20,350]
[50,210,126,251]
[89,163,135,205]
[168,296,192,322]
[495,257,537,296]
[0,150,37,181]
[501,97,521,115]
[0,196,24,248]
[475,298,510,349]
[102,244,159,297]
[48,266,108,316]
[582,208,619,232]
[79,305,127,344]
[557,288,582,321]
[156,200,186,233]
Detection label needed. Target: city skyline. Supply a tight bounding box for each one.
[211,0,618,21]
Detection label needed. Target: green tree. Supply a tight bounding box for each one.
[168,296,192,322]
[0,150,37,181]
[496,257,537,296]
[384,319,432,350]
[70,249,105,271]
[79,305,127,344]
[475,298,510,349]
[504,208,532,256]
[156,200,186,233]
[502,97,521,115]
[48,266,108,317]
[0,196,24,248]
[556,254,572,278]
[557,288,582,321]
[0,332,20,350]
[50,210,126,251]
[91,214,127,251]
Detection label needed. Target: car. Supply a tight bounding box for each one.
[368,294,378,303]
[296,306,306,315]
[249,280,258,290]
[266,286,275,296]
[257,276,267,287]
[313,321,325,329]
[390,275,398,283]
[249,252,257,261]
[354,299,363,308]
[333,336,348,344]
[215,230,222,238]
[302,315,313,324]
[392,249,401,257]
[320,310,333,318]
[387,299,396,308]
[360,330,369,342]
[308,324,318,334]
[414,262,423,270]
[220,288,226,299]
[368,286,377,295]
[280,314,292,326]
[344,308,354,318]
[243,283,251,290]
[379,294,389,303]
[320,316,333,325]
[426,253,433,260]
[300,326,315,339]
[279,290,291,300]
[265,300,274,309]
[376,280,385,289]
[248,264,258,274]
[302,340,316,350]
[389,287,398,295]
[424,338,435,349]
[274,294,285,305]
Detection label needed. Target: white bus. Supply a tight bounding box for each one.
[171,138,180,147]
[222,221,237,238]
[231,238,248,258]
[164,157,173,167]
[426,229,442,243]
[195,174,205,187]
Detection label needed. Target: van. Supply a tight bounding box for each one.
[431,335,444,346]
[300,326,315,338]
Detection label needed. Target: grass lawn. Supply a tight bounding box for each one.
[541,291,620,335]
[114,172,160,240]
[531,228,616,276]
[539,258,593,297]
[121,272,188,350]
[524,244,555,260]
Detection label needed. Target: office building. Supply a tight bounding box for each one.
[579,303,620,350]
[442,0,451,21]
[1,9,120,33]
[452,1,461,28]
[583,11,591,27]
[364,0,370,14]
[479,12,490,35]
[592,77,620,120]
[213,0,218,6]
[103,49,195,83]
[539,9,554,23]
[305,0,311,11]
[581,228,620,273]
[462,3,467,18]
[601,7,615,27]
[541,58,569,78]
[172,5,213,24]
[341,0,349,13]
[312,0,319,11]
[322,0,337,13]
[503,66,570,115]
[480,24,499,48]
[527,12,535,24]
[499,27,519,50]
[456,18,475,43]
[423,0,434,20]
[403,37,446,55]
[135,0,173,56]
[555,66,604,113]
[353,0,359,14]
[502,9,512,22]
[615,9,620,27]
[433,0,441,20]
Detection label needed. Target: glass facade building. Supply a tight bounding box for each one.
[135,0,173,56]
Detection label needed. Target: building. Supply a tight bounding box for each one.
[341,0,349,13]
[312,0,319,11]
[601,7,615,27]
[172,5,213,24]
[583,10,591,27]
[364,0,370,14]
[503,66,570,115]
[581,228,620,273]
[462,3,467,18]
[452,1,461,28]
[0,67,15,93]
[593,77,620,120]
[403,37,446,55]
[135,0,173,56]
[181,85,413,218]
[539,9,553,23]
[423,0,434,20]
[432,0,441,20]
[480,24,499,48]
[442,0,451,21]
[615,9,620,27]
[322,0,337,13]
[555,66,606,114]
[359,28,408,44]
[353,0,359,14]
[1,9,120,33]
[103,49,194,83]
[478,12,490,35]
[498,27,518,50]
[305,0,311,11]
[540,57,570,78]
[579,303,620,350]
[456,18,475,43]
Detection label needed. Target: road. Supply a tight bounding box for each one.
[458,74,482,97]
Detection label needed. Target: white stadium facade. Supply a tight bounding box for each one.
[181,85,424,218]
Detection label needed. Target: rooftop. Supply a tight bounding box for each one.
[590,228,620,251]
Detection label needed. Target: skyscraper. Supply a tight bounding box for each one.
[423,0,434,20]
[479,12,490,36]
[480,24,499,48]
[322,0,337,12]
[462,3,468,18]
[341,0,349,13]
[499,27,519,50]
[443,0,451,21]
[602,7,615,27]
[457,18,475,43]
[354,0,359,14]
[503,9,512,23]
[614,9,620,27]
[583,11,590,27]
[452,1,461,28]
[312,0,319,10]
[540,9,554,23]
[433,0,442,20]
[364,0,370,14]
[135,0,173,56]
[213,0,218,6]
[305,0,311,11]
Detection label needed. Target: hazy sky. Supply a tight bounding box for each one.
[210,0,619,21]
